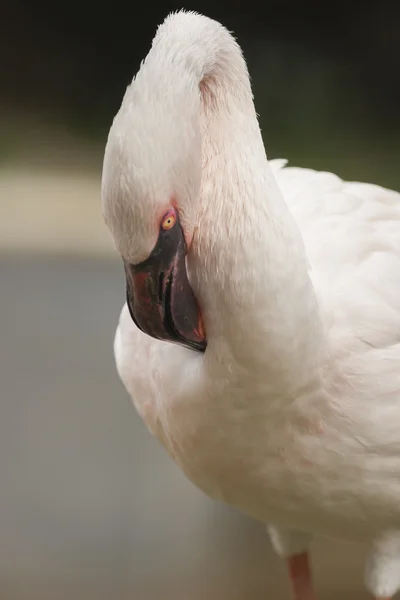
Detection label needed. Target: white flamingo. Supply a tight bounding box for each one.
[102,11,400,600]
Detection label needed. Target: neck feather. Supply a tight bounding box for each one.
[148,13,325,394]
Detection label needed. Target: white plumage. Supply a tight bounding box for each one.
[102,10,400,599]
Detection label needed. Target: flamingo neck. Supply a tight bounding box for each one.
[131,12,326,396]
[173,17,326,394]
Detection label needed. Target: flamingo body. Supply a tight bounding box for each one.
[102,11,400,599]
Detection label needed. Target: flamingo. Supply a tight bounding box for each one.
[101,10,400,600]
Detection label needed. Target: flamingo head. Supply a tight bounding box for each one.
[101,47,207,352]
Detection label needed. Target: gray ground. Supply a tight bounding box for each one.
[0,254,372,599]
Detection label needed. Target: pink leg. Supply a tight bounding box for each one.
[286,552,316,600]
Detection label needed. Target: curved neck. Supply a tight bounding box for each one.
[150,13,325,395]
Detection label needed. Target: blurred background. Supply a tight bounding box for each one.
[1,1,399,599]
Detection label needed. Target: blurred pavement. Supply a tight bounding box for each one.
[0,166,112,257]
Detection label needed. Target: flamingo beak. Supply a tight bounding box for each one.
[124,216,206,353]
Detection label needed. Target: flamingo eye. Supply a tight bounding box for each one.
[161,211,176,230]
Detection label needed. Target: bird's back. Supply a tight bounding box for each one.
[273,159,400,416]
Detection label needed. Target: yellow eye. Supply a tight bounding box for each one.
[161,212,176,230]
